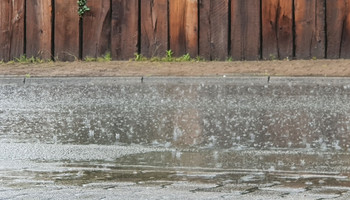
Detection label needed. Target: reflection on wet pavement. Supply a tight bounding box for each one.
[1,77,350,199]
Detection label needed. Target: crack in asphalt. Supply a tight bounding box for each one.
[240,186,259,195]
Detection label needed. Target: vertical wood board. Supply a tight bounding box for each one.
[327,0,350,59]
[0,0,25,61]
[83,0,111,58]
[26,0,52,59]
[111,0,139,60]
[294,0,325,59]
[231,0,261,60]
[169,0,198,57]
[55,0,80,61]
[141,0,168,57]
[262,0,293,59]
[199,0,229,60]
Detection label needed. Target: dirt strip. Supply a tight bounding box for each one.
[0,59,350,77]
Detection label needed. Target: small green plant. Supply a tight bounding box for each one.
[269,54,277,61]
[15,55,28,63]
[133,50,197,62]
[166,50,173,58]
[84,56,96,62]
[226,57,233,62]
[77,0,90,17]
[165,50,174,61]
[101,52,111,62]
[195,56,205,62]
[134,53,147,61]
[84,52,112,62]
[177,53,191,62]
[150,57,161,62]
[312,56,317,60]
[14,55,45,63]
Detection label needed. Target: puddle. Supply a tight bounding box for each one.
[1,77,350,197]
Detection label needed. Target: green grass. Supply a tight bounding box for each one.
[133,50,205,62]
[12,55,47,64]
[84,52,112,62]
[226,57,233,62]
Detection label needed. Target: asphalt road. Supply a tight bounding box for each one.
[1,77,350,199]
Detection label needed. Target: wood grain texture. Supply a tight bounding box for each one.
[231,0,261,60]
[141,0,168,57]
[199,0,229,60]
[26,0,52,60]
[294,0,325,59]
[111,0,139,60]
[262,0,293,60]
[83,0,111,58]
[0,0,25,61]
[55,0,79,61]
[169,0,198,57]
[327,0,350,59]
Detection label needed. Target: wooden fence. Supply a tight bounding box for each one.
[0,0,349,61]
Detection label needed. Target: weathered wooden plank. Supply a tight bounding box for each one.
[169,0,198,57]
[294,0,325,59]
[199,0,211,60]
[83,0,111,58]
[54,0,79,61]
[327,0,350,59]
[0,0,25,62]
[140,0,168,58]
[262,0,293,60]
[26,0,52,60]
[111,0,139,60]
[231,0,260,60]
[199,0,229,60]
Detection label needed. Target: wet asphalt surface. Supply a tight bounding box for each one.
[1,77,350,199]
